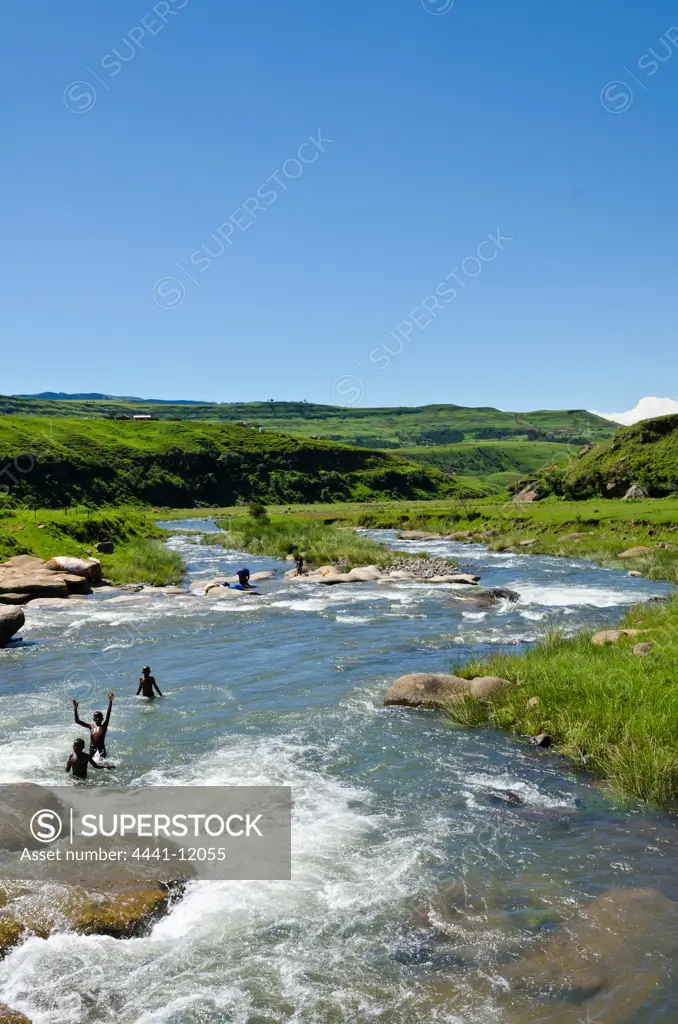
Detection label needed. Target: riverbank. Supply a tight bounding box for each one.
[0,509,185,587]
[444,592,678,807]
[357,496,678,583]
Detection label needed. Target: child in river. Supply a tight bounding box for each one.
[137,665,163,699]
[66,738,115,779]
[72,692,114,758]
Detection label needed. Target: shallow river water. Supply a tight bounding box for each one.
[1,523,677,1024]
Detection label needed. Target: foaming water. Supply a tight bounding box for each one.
[1,523,676,1023]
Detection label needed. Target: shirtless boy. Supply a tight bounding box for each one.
[66,738,115,779]
[73,692,114,758]
[137,665,163,699]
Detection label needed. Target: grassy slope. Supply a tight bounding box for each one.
[397,440,571,477]
[0,509,185,585]
[217,516,406,569]
[559,414,678,498]
[446,597,678,807]
[0,396,616,447]
[0,416,458,508]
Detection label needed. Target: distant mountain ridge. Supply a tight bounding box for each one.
[2,394,616,449]
[19,392,213,405]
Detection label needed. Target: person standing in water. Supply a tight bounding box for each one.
[66,738,115,779]
[295,553,304,575]
[72,692,114,758]
[137,665,163,699]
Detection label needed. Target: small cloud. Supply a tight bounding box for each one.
[593,396,678,426]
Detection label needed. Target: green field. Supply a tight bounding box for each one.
[0,395,616,448]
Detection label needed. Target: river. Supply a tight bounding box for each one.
[1,523,677,1023]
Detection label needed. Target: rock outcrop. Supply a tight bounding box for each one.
[618,546,653,558]
[0,555,94,604]
[622,484,648,499]
[384,672,511,709]
[0,607,24,648]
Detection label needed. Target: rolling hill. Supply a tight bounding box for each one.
[523,414,678,499]
[1,395,616,449]
[0,417,460,508]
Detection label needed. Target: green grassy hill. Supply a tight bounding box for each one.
[0,395,616,448]
[521,414,678,499]
[0,416,460,508]
[396,440,572,479]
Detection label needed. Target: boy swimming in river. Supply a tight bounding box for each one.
[137,665,163,699]
[72,692,114,758]
[66,738,115,779]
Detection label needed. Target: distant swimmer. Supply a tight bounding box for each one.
[72,692,114,758]
[66,738,115,779]
[137,665,163,699]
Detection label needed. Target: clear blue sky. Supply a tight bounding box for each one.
[3,0,677,411]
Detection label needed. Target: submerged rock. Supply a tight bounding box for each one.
[487,789,523,806]
[384,672,511,709]
[479,587,521,602]
[0,1005,32,1024]
[505,887,678,1000]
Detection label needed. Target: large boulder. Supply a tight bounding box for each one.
[623,484,648,500]
[397,531,441,541]
[0,607,25,648]
[618,546,653,558]
[384,672,511,708]
[44,556,101,581]
[0,575,68,597]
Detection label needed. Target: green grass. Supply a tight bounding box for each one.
[396,440,572,478]
[525,413,678,499]
[444,598,678,807]
[0,396,616,448]
[100,538,185,586]
[218,515,407,569]
[0,415,457,508]
[0,508,185,586]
